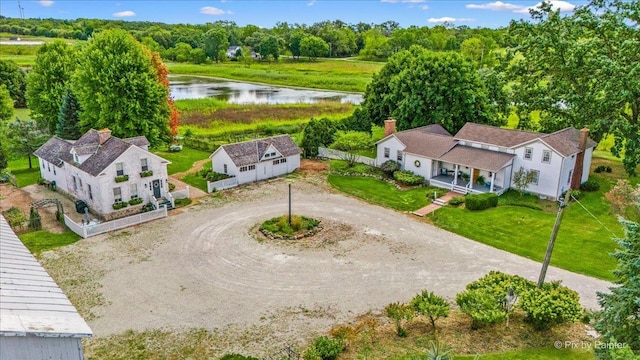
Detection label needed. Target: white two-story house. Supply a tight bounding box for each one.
[376,120,596,199]
[34,129,171,216]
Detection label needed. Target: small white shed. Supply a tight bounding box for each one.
[0,215,93,360]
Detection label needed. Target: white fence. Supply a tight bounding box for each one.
[207,178,239,193]
[171,187,190,199]
[64,206,168,239]
[318,147,376,166]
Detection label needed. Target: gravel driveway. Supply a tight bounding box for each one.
[55,177,610,345]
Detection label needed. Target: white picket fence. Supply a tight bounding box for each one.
[64,206,168,239]
[207,177,239,192]
[318,147,376,166]
[171,187,190,199]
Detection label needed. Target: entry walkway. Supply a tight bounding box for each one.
[412,191,458,216]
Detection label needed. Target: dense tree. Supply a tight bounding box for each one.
[300,35,329,60]
[595,220,640,355]
[288,30,306,59]
[0,85,14,124]
[203,27,229,63]
[301,118,336,157]
[0,60,27,108]
[509,0,640,175]
[26,40,77,133]
[256,34,282,61]
[55,88,82,140]
[360,46,503,134]
[73,29,170,146]
[359,28,391,60]
[6,119,49,169]
[0,139,8,174]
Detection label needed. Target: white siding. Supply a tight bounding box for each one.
[376,136,405,167]
[211,148,238,178]
[0,336,85,360]
[211,148,300,186]
[582,147,594,183]
[37,158,69,191]
[403,153,432,180]
[511,140,563,198]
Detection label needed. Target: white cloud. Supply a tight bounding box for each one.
[113,10,135,17]
[514,0,576,14]
[381,0,427,3]
[428,17,474,23]
[307,0,316,6]
[200,6,228,15]
[420,4,429,10]
[466,1,524,11]
[39,0,54,6]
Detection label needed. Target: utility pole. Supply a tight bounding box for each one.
[537,190,572,288]
[288,182,292,226]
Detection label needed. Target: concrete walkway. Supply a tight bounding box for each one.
[413,191,459,216]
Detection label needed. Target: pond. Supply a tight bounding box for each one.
[169,75,363,105]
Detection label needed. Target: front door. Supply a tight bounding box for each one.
[472,168,480,184]
[152,179,161,198]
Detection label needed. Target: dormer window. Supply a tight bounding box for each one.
[73,153,79,163]
[264,152,277,159]
[116,162,124,176]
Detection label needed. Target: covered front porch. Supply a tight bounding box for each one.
[429,173,506,195]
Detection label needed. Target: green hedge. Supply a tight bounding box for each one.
[393,170,425,186]
[112,201,128,210]
[465,193,498,210]
[580,179,600,192]
[128,197,143,205]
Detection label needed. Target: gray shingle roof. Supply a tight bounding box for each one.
[541,128,597,157]
[1,215,93,337]
[395,132,457,159]
[34,129,158,177]
[218,135,301,167]
[454,123,540,147]
[439,145,516,172]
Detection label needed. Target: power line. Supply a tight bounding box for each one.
[570,195,620,238]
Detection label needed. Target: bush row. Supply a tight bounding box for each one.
[393,170,425,186]
[464,193,498,210]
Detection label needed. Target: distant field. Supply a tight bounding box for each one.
[167,59,382,93]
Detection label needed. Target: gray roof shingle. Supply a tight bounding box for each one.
[541,128,598,157]
[454,123,540,147]
[34,129,158,177]
[439,145,516,172]
[218,135,301,167]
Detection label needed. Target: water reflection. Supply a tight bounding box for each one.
[169,75,363,105]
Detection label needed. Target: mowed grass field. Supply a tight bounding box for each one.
[167,59,382,93]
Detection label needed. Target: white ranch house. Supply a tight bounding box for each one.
[210,134,301,186]
[376,120,596,199]
[34,129,171,217]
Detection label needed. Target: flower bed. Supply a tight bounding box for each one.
[259,215,322,240]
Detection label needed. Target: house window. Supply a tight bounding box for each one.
[397,150,403,162]
[542,150,551,164]
[140,158,148,171]
[72,176,77,191]
[273,159,280,165]
[47,163,50,172]
[53,168,56,175]
[281,158,287,163]
[240,166,248,172]
[113,187,122,202]
[531,170,540,185]
[116,162,124,176]
[88,184,93,200]
[130,184,138,199]
[248,165,256,170]
[384,147,390,158]
[223,164,227,174]
[524,147,533,160]
[42,162,45,169]
[73,153,79,163]
[567,170,573,185]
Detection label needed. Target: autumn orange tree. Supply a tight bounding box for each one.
[149,51,180,142]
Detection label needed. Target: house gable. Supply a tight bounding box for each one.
[259,144,282,162]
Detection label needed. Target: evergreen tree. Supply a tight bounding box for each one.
[301,118,336,158]
[55,88,82,140]
[596,220,640,355]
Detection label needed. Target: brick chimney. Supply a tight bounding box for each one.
[570,127,589,190]
[98,128,111,145]
[384,117,397,137]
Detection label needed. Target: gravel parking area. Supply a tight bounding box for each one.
[39,176,611,350]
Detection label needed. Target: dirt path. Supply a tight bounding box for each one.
[40,176,610,356]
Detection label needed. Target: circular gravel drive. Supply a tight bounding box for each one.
[88,179,610,337]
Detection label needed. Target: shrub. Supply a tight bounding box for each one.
[3,207,27,228]
[385,302,413,337]
[475,175,486,185]
[329,131,373,151]
[168,182,176,192]
[302,346,321,360]
[520,282,582,330]
[204,171,231,182]
[380,160,400,176]
[464,193,498,210]
[594,165,612,173]
[312,336,343,360]
[114,174,129,183]
[112,202,128,210]
[409,290,450,330]
[393,170,425,186]
[140,170,153,177]
[261,215,320,236]
[128,197,143,206]
[219,354,259,360]
[141,202,155,212]
[580,179,601,192]
[447,196,465,206]
[562,189,582,200]
[456,288,507,329]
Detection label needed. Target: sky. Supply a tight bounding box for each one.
[0,0,590,28]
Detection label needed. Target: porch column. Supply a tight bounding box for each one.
[490,172,496,193]
[454,164,459,185]
[469,167,475,188]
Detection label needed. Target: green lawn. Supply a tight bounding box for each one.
[167,59,382,93]
[179,161,211,192]
[19,230,81,255]
[431,175,622,281]
[328,174,445,212]
[455,348,595,360]
[152,147,211,175]
[7,157,41,187]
